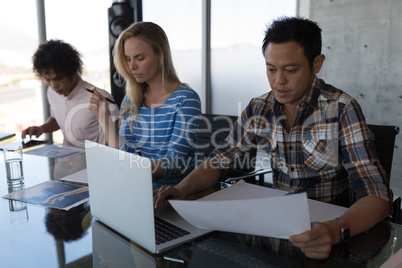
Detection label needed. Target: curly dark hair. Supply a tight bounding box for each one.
[45,203,91,242]
[32,39,83,79]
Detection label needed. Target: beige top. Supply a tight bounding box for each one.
[47,77,119,148]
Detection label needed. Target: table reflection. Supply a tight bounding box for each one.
[45,202,92,242]
[92,220,165,268]
[0,148,399,267]
[0,151,92,267]
[45,203,92,268]
[8,184,29,224]
[92,219,393,268]
[50,152,86,181]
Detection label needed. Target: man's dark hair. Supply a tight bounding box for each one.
[32,39,83,79]
[262,16,322,70]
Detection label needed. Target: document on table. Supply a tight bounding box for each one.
[169,180,347,239]
[24,144,84,158]
[3,180,89,210]
[0,132,15,142]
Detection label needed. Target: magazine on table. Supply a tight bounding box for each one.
[3,180,89,210]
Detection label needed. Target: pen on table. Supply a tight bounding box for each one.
[84,87,116,104]
[163,256,184,263]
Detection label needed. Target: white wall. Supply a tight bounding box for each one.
[308,0,402,199]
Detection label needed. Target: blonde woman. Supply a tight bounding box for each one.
[88,22,201,189]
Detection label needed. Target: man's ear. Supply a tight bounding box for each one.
[313,54,326,74]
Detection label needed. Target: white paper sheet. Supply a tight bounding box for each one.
[169,180,348,239]
[308,198,348,222]
[60,169,88,185]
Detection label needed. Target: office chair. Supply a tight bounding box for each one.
[196,114,272,189]
[367,124,400,223]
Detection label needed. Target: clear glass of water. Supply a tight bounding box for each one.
[3,146,24,186]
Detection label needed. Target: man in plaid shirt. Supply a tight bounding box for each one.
[154,16,393,259]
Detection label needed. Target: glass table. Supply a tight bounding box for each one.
[0,150,400,267]
[0,151,92,267]
[92,218,401,267]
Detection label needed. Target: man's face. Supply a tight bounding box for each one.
[264,41,320,109]
[42,69,77,97]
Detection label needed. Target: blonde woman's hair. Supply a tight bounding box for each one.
[114,21,180,117]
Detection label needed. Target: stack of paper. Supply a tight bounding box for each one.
[169,180,347,239]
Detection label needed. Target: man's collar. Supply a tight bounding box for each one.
[270,76,321,112]
[299,76,321,110]
[269,90,281,115]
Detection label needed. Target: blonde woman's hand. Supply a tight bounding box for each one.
[87,87,110,119]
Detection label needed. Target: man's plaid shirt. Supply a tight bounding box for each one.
[209,77,392,208]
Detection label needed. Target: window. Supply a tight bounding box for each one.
[143,0,203,103]
[0,1,111,143]
[143,0,296,115]
[211,0,296,115]
[0,0,40,135]
[44,0,111,142]
[1,1,296,138]
[44,0,111,91]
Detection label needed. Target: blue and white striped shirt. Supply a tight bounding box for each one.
[120,84,201,189]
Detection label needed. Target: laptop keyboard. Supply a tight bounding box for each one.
[155,217,190,245]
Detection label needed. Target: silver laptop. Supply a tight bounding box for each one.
[85,140,212,254]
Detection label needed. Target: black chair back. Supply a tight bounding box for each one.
[196,114,257,175]
[367,124,400,180]
[367,124,400,223]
